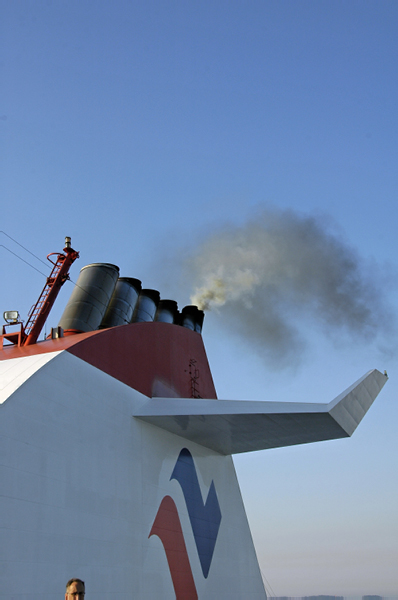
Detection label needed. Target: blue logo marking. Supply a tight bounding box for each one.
[170,448,222,578]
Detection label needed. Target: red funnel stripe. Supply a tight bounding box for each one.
[149,495,198,600]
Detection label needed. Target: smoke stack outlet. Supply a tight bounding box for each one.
[132,289,160,323]
[180,305,204,333]
[100,277,142,329]
[58,263,119,334]
[155,300,179,324]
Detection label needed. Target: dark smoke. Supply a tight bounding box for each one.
[186,209,390,368]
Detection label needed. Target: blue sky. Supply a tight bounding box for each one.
[1,1,398,596]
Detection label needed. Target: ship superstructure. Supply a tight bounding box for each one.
[0,239,388,599]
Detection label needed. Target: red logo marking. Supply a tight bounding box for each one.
[149,495,198,599]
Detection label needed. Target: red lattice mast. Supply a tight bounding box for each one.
[22,237,79,346]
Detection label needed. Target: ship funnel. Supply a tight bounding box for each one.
[131,289,160,323]
[155,300,178,324]
[180,305,204,333]
[100,277,141,329]
[58,263,119,334]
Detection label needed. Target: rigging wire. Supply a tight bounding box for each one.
[260,567,277,598]
[0,244,49,278]
[0,230,51,269]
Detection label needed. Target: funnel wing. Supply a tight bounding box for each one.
[134,369,387,455]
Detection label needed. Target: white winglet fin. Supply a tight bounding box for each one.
[134,369,388,454]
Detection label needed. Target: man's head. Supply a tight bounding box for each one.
[65,579,85,599]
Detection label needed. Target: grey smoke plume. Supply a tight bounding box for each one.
[186,209,388,368]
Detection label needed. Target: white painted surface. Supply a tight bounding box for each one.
[0,351,62,404]
[0,351,266,598]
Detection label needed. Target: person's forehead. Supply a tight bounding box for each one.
[68,582,85,592]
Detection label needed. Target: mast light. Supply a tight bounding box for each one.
[3,311,20,324]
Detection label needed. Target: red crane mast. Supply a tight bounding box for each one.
[1,237,79,348]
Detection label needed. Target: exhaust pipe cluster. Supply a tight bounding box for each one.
[58,263,204,335]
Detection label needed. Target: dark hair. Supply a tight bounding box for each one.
[66,578,85,591]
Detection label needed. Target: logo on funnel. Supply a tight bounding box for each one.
[149,448,222,598]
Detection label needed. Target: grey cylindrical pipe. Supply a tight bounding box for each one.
[180,305,204,333]
[131,289,160,323]
[194,309,204,334]
[58,263,120,333]
[100,277,142,329]
[155,299,178,324]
